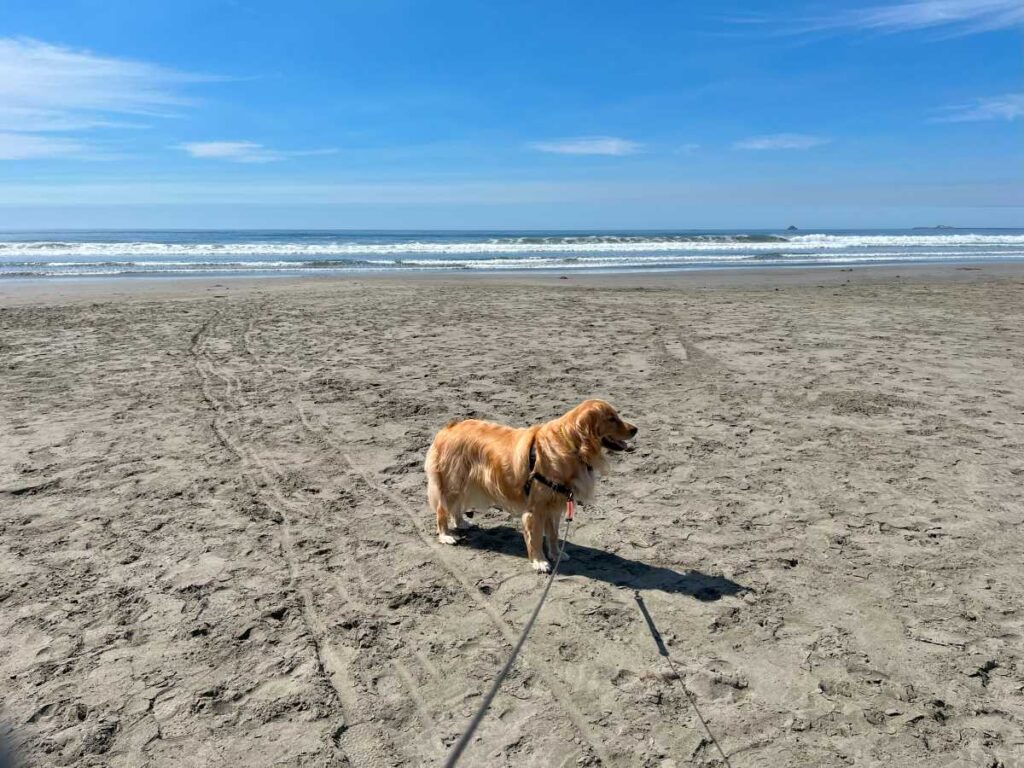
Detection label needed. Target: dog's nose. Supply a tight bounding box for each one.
[628,425,638,438]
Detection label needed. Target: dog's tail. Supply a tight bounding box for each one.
[424,419,461,494]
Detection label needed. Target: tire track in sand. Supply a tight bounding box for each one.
[241,306,613,765]
[191,309,420,767]
[238,308,452,758]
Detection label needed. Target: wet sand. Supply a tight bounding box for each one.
[2,264,1023,766]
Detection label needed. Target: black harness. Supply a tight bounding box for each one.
[523,439,576,500]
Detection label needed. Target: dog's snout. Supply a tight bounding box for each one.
[628,424,638,438]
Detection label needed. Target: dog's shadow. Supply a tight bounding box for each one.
[461,524,745,602]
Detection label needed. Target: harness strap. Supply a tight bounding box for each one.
[523,439,575,499]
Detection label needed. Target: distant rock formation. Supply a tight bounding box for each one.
[786,225,798,231]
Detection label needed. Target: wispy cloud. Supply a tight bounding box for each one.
[734,133,830,150]
[178,141,337,163]
[0,37,214,159]
[805,0,1024,36]
[935,92,1024,122]
[529,136,641,156]
[0,107,136,133]
[0,132,90,160]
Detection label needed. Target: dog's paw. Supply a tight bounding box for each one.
[531,559,552,574]
[438,533,459,545]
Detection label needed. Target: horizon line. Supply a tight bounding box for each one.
[2,225,1022,234]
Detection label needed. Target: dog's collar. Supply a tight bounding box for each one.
[523,438,583,500]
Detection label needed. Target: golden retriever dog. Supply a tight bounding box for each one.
[424,399,637,573]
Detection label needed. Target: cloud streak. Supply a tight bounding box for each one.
[0,132,90,161]
[178,141,337,163]
[805,0,1024,36]
[0,37,215,159]
[734,133,830,150]
[935,92,1024,122]
[529,136,641,156]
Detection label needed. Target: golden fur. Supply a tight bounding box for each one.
[424,399,637,572]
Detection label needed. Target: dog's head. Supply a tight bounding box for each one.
[562,399,638,467]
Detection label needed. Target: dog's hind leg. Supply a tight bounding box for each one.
[427,469,458,545]
[436,505,458,545]
[452,506,474,530]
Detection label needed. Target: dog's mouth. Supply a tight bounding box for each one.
[602,436,635,453]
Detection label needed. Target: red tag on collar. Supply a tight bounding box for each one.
[566,498,575,521]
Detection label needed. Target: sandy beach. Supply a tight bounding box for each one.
[2,264,1023,767]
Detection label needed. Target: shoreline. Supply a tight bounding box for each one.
[3,260,1024,305]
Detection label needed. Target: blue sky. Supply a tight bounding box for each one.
[0,0,1021,229]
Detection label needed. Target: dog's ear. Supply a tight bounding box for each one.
[567,400,608,465]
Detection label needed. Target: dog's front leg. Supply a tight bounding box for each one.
[521,511,550,573]
[543,512,569,562]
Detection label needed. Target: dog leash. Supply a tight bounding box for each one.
[442,499,575,767]
[634,592,733,767]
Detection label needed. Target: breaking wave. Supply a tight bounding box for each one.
[2,230,1023,277]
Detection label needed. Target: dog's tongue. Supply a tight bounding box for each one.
[603,437,632,452]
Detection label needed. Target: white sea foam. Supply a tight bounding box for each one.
[2,233,1024,260]
[2,231,1023,277]
[4,250,1024,278]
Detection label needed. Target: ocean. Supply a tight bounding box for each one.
[2,228,1023,278]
